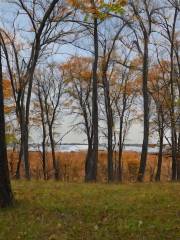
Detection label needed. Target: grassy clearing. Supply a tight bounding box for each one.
[0,181,180,240]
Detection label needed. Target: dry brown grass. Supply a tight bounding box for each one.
[7,150,172,182]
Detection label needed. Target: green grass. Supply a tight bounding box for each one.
[0,181,180,240]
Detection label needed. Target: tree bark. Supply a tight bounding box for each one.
[49,127,59,180]
[155,123,164,182]
[21,115,31,180]
[116,92,127,182]
[15,147,22,179]
[137,38,149,182]
[102,71,114,182]
[85,16,99,182]
[169,7,178,181]
[42,130,47,180]
[38,85,47,180]
[107,120,114,182]
[117,116,124,182]
[85,140,93,181]
[0,45,13,208]
[177,132,180,180]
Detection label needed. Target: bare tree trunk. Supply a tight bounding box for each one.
[102,71,114,182]
[169,7,178,181]
[117,101,126,182]
[85,16,98,182]
[85,139,93,181]
[107,120,114,182]
[177,132,180,181]
[155,123,164,182]
[117,117,124,182]
[0,45,13,208]
[42,130,47,180]
[49,127,58,180]
[21,117,30,180]
[117,147,123,182]
[84,129,93,182]
[171,129,177,180]
[15,147,22,179]
[137,38,149,182]
[38,85,47,180]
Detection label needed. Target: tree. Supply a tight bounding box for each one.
[156,0,180,180]
[34,64,64,180]
[149,62,169,181]
[113,61,137,182]
[0,44,13,208]
[89,5,99,181]
[0,0,73,179]
[126,0,157,181]
[62,56,93,181]
[99,19,126,182]
[68,0,126,182]
[32,80,48,180]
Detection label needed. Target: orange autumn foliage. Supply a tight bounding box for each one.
[62,57,92,83]
[3,79,11,98]
[148,61,171,110]
[8,150,172,182]
[68,0,126,18]
[3,79,15,114]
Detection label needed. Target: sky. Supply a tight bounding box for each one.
[30,117,147,145]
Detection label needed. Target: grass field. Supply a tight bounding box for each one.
[0,181,180,240]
